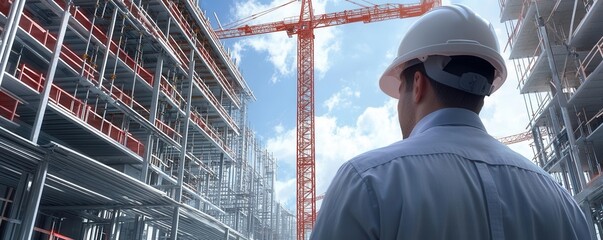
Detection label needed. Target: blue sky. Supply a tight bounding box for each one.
[200,0,533,211]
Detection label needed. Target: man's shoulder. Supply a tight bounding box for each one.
[347,137,426,174]
[347,126,546,176]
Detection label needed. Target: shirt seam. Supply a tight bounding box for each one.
[353,152,552,180]
[349,162,381,238]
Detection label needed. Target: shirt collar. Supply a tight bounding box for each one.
[409,108,487,137]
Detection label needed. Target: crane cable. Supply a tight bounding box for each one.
[223,0,297,29]
[345,0,376,8]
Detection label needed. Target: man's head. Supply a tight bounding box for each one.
[379,5,506,138]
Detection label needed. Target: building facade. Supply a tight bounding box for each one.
[499,0,603,238]
[0,0,294,239]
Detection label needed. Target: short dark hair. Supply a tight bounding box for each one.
[401,56,495,112]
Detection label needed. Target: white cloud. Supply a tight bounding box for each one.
[274,177,296,206]
[323,86,360,112]
[274,123,285,134]
[270,100,400,209]
[229,0,340,80]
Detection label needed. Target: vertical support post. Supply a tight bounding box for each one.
[170,50,195,240]
[109,209,121,240]
[217,153,225,207]
[531,127,546,167]
[1,173,30,240]
[17,158,49,240]
[165,17,171,39]
[580,201,597,240]
[142,56,164,183]
[247,174,254,237]
[537,16,586,190]
[30,3,71,143]
[134,215,144,240]
[97,8,119,88]
[224,228,230,240]
[0,0,27,84]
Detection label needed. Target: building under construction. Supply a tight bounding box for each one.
[499,0,602,238]
[0,0,295,239]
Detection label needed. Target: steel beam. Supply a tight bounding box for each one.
[30,3,71,143]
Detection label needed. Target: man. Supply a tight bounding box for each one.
[311,4,590,240]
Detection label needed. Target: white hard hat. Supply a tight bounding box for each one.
[379,4,507,98]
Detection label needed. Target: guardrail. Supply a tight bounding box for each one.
[17,64,145,156]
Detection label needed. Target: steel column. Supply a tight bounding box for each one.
[17,159,49,240]
[109,209,121,240]
[537,16,586,190]
[0,0,27,86]
[580,201,597,240]
[97,9,119,88]
[170,50,195,240]
[218,153,225,207]
[30,3,71,143]
[224,228,230,240]
[1,173,29,240]
[142,56,164,183]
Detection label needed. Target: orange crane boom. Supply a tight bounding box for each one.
[214,1,440,239]
[216,3,432,39]
[497,128,549,145]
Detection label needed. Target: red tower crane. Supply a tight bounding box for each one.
[214,1,440,239]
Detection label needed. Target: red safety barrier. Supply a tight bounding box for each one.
[33,227,74,240]
[0,0,11,16]
[52,0,155,86]
[168,36,190,69]
[190,111,234,157]
[109,86,149,116]
[160,75,185,108]
[193,75,238,131]
[195,40,239,106]
[19,8,151,118]
[155,119,182,142]
[49,87,86,119]
[162,0,195,40]
[0,91,20,121]
[16,64,45,92]
[17,64,145,157]
[156,0,239,107]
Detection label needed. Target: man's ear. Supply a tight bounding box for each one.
[413,71,427,103]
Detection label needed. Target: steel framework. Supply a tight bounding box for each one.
[499,0,603,238]
[0,0,294,239]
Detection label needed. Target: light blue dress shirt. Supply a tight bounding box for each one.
[311,108,590,240]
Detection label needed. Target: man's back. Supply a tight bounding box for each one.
[311,109,590,239]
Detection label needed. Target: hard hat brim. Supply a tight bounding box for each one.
[379,42,507,99]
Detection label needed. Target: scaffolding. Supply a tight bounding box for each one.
[0,0,294,239]
[500,0,603,239]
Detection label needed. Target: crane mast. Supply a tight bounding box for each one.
[214,1,440,239]
[296,1,316,238]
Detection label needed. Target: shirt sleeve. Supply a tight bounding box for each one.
[310,162,380,240]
